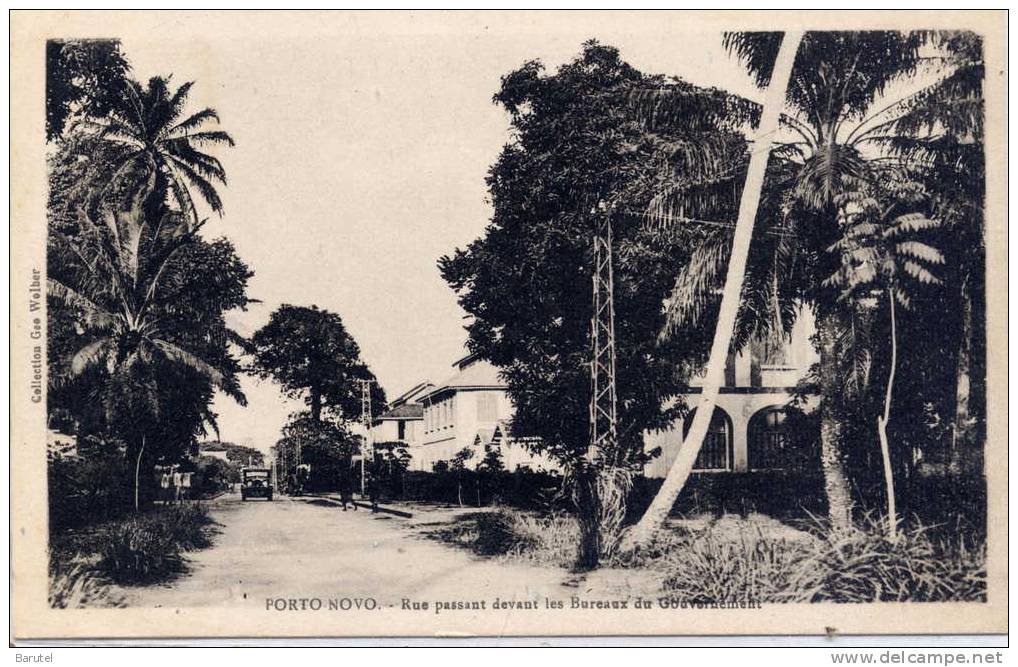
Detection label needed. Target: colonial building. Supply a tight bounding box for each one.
[643,309,819,477]
[409,353,555,472]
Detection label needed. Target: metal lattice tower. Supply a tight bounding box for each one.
[588,206,618,463]
[358,379,374,494]
[359,379,373,434]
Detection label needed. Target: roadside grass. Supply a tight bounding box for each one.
[49,503,220,605]
[425,508,579,568]
[422,506,985,603]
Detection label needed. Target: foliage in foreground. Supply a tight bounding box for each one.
[436,508,986,602]
[48,564,125,609]
[51,503,219,596]
[97,503,217,584]
[430,509,579,569]
[646,515,987,603]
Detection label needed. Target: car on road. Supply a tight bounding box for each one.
[241,467,274,501]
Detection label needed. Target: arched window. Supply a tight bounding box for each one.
[683,407,733,471]
[748,407,789,470]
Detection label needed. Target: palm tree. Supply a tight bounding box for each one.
[824,177,944,538]
[73,75,235,228]
[622,30,804,549]
[631,31,944,534]
[48,185,246,506]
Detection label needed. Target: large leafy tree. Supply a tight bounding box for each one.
[272,413,360,493]
[825,174,944,536]
[46,39,130,141]
[250,305,386,424]
[439,41,755,564]
[876,32,986,475]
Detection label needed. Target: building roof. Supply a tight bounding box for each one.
[376,403,424,420]
[417,356,506,402]
[389,380,434,407]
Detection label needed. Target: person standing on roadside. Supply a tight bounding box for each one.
[172,468,183,504]
[339,460,357,511]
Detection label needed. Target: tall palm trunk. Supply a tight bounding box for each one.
[622,31,803,550]
[817,312,854,531]
[876,289,898,539]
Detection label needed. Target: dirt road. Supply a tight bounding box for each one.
[116,493,583,609]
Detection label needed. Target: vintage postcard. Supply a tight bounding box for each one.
[10,10,1007,641]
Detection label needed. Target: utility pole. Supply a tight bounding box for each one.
[588,202,618,462]
[358,378,374,496]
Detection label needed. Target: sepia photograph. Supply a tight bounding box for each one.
[9,9,1007,643]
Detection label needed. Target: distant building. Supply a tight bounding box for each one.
[643,308,819,477]
[200,448,231,463]
[369,381,433,447]
[410,353,554,472]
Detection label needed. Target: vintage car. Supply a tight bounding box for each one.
[240,467,273,501]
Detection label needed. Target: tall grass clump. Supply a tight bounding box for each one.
[166,502,216,550]
[660,526,809,603]
[657,514,986,603]
[98,517,184,584]
[96,503,218,584]
[790,515,987,602]
[49,564,125,608]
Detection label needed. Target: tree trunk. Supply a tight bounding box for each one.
[816,312,854,531]
[621,31,803,551]
[310,386,322,423]
[575,465,632,569]
[134,436,146,513]
[950,279,972,475]
[574,468,600,570]
[877,289,898,539]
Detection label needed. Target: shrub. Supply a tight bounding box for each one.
[48,442,131,529]
[434,508,579,568]
[165,502,216,550]
[97,517,184,584]
[94,504,217,584]
[49,564,124,608]
[403,467,563,510]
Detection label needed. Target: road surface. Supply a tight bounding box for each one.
[116,493,587,609]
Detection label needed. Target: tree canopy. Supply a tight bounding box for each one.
[46,39,130,141]
[250,305,386,423]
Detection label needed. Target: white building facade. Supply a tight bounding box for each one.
[644,309,819,477]
[409,354,556,472]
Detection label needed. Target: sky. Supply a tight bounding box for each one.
[113,15,764,455]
